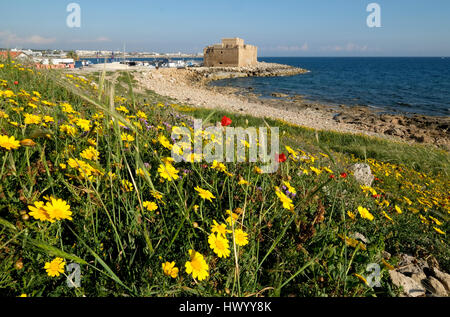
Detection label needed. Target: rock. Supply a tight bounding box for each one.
[389,270,426,297]
[423,276,448,297]
[271,92,289,98]
[411,272,427,285]
[431,267,450,292]
[397,254,429,275]
[350,163,374,187]
[384,127,405,137]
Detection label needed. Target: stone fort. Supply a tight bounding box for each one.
[203,38,257,67]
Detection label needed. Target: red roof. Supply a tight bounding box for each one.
[0,51,26,59]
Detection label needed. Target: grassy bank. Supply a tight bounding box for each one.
[0,61,448,297]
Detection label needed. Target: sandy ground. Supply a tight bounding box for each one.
[134,68,382,136]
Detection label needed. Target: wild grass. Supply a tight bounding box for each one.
[0,59,448,297]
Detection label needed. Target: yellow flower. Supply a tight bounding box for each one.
[0,135,20,150]
[43,116,54,123]
[339,234,366,251]
[143,201,158,212]
[162,261,179,278]
[185,250,209,281]
[121,180,134,192]
[429,216,442,226]
[60,103,76,114]
[158,163,179,181]
[116,105,129,113]
[19,139,36,147]
[283,181,297,194]
[238,177,249,185]
[419,214,430,224]
[225,210,239,226]
[211,160,228,173]
[60,124,77,137]
[382,211,394,222]
[87,138,97,146]
[24,113,41,125]
[121,133,135,142]
[347,211,356,220]
[136,168,148,177]
[310,166,322,175]
[137,110,147,120]
[354,273,369,286]
[357,206,374,221]
[28,201,54,223]
[211,220,231,237]
[194,186,215,202]
[158,134,173,150]
[433,227,445,235]
[403,196,412,205]
[233,228,249,246]
[208,233,231,258]
[43,198,73,221]
[285,145,298,158]
[254,166,263,174]
[394,205,402,214]
[76,118,91,132]
[80,146,99,161]
[44,257,66,277]
[0,110,9,119]
[275,187,294,211]
[382,258,395,270]
[151,191,164,201]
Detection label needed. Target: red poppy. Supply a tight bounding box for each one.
[340,172,347,178]
[221,116,232,127]
[278,153,287,163]
[329,174,335,179]
[13,81,19,85]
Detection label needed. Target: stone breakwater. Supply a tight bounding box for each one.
[191,62,309,80]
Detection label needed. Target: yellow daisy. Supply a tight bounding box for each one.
[162,261,179,278]
[43,198,73,221]
[44,257,66,277]
[233,229,249,246]
[185,250,209,281]
[208,233,230,258]
[0,135,20,150]
[194,186,215,202]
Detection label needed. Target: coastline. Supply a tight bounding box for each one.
[75,63,449,149]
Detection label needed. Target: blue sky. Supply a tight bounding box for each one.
[1,0,449,56]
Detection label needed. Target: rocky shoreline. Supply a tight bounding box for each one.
[190,61,309,80]
[124,66,449,149]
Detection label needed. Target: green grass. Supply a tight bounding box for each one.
[0,59,448,297]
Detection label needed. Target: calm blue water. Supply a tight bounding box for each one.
[212,57,450,117]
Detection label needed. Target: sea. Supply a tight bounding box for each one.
[83,57,450,116]
[212,57,450,117]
